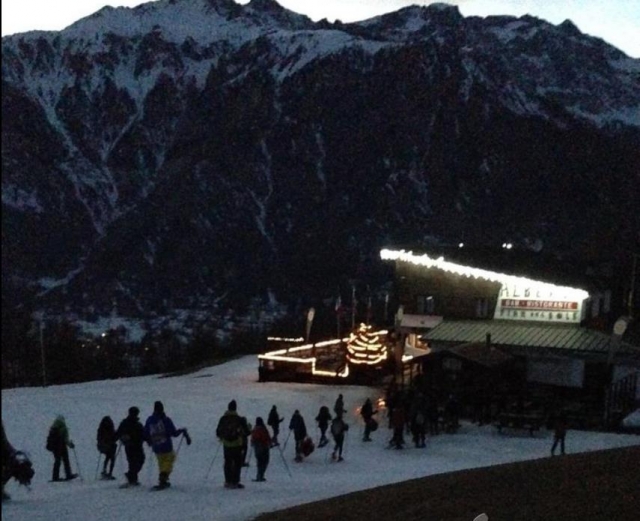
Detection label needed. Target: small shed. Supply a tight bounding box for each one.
[418,338,520,421]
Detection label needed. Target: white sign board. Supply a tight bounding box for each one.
[494,282,585,323]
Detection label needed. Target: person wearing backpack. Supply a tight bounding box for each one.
[143,401,190,490]
[267,405,284,447]
[250,417,271,482]
[216,400,246,489]
[96,416,117,480]
[360,398,378,442]
[115,406,145,487]
[47,415,78,482]
[330,416,349,462]
[315,406,332,447]
[288,410,307,462]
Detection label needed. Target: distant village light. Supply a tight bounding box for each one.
[458,243,464,248]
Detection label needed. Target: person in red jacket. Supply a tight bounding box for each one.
[250,417,271,482]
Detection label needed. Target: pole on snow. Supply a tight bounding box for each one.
[94,453,103,480]
[282,429,292,451]
[71,447,84,481]
[205,442,222,480]
[243,445,253,478]
[275,444,293,479]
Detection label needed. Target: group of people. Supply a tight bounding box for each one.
[3,391,572,500]
[42,401,190,490]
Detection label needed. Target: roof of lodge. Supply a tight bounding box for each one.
[444,342,515,368]
[423,320,640,359]
[384,246,612,292]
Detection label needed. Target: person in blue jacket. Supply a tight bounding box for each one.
[144,401,190,489]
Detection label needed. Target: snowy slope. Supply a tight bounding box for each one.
[2,356,639,521]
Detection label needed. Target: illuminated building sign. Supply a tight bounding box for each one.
[495,282,585,323]
[380,249,589,324]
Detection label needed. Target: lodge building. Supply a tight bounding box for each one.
[382,248,640,430]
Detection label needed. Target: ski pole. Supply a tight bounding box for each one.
[276,444,293,479]
[205,442,222,480]
[282,430,292,451]
[175,435,185,456]
[71,447,84,481]
[94,453,103,480]
[243,445,253,478]
[114,442,123,474]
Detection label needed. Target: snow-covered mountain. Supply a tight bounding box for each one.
[2,0,639,329]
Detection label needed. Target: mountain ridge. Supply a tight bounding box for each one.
[2,0,639,336]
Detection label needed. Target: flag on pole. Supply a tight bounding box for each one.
[351,286,357,329]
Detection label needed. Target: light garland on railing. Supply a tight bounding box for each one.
[267,336,305,343]
[380,249,590,301]
[258,338,350,378]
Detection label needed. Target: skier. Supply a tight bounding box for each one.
[315,406,332,447]
[47,415,78,481]
[96,416,117,480]
[288,410,307,462]
[360,398,378,442]
[250,417,271,482]
[115,406,146,487]
[330,415,349,462]
[267,405,284,447]
[143,401,190,489]
[334,394,346,418]
[216,400,248,489]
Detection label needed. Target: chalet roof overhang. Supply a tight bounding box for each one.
[423,320,640,362]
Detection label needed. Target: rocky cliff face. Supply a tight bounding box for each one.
[2,0,639,329]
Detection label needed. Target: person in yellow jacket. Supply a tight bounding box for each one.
[216,400,249,489]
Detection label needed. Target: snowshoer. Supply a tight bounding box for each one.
[47,415,78,481]
[551,409,568,456]
[315,406,332,447]
[267,405,283,446]
[2,422,34,502]
[2,422,16,501]
[409,393,427,448]
[250,417,271,482]
[115,407,146,486]
[288,410,307,462]
[330,416,349,462]
[216,400,249,489]
[144,401,190,489]
[334,394,346,418]
[389,406,405,449]
[97,416,117,480]
[360,398,378,442]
